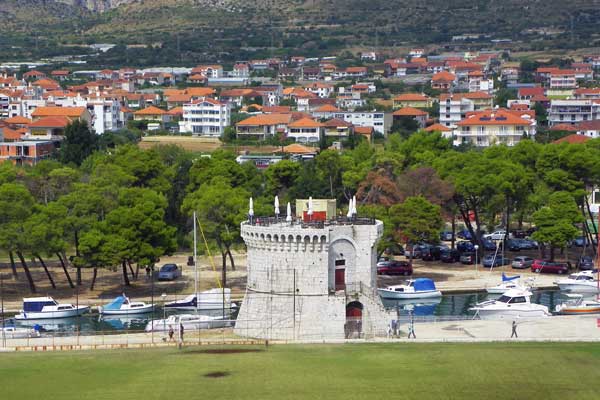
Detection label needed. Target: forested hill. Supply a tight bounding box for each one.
[2,0,600,64]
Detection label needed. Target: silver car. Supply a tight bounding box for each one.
[158,264,182,280]
[512,256,533,269]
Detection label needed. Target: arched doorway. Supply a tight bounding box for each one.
[345,301,363,339]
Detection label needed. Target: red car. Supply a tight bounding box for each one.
[376,260,413,276]
[531,259,570,274]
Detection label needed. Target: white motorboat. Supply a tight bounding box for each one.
[378,278,442,299]
[14,297,90,320]
[1,325,41,339]
[470,289,550,320]
[486,273,531,294]
[144,313,233,332]
[556,271,599,294]
[554,294,600,315]
[164,288,232,311]
[98,295,155,315]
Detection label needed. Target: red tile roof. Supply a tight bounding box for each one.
[552,134,590,144]
[424,123,451,132]
[393,107,428,116]
[457,109,533,126]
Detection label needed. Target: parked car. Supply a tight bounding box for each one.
[421,245,442,261]
[518,239,538,250]
[376,260,413,276]
[571,236,598,247]
[512,256,534,269]
[158,263,182,280]
[481,239,497,251]
[506,239,522,252]
[440,231,454,241]
[484,230,507,241]
[456,241,475,253]
[531,260,570,274]
[405,244,427,259]
[576,256,595,271]
[460,252,476,265]
[482,255,511,268]
[440,249,461,263]
[456,229,473,240]
[510,229,527,239]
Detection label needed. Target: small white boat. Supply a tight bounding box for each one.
[556,271,599,294]
[98,295,155,315]
[144,314,233,332]
[164,288,232,311]
[470,289,550,320]
[1,325,41,339]
[486,273,530,294]
[554,294,600,315]
[378,278,442,299]
[14,297,90,320]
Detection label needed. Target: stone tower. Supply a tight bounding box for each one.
[235,214,388,340]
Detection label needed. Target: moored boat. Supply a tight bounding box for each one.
[164,288,232,311]
[554,294,600,315]
[486,273,531,294]
[144,313,233,332]
[470,289,550,320]
[98,295,155,315]
[555,271,599,294]
[14,297,90,320]
[378,278,442,299]
[1,325,41,339]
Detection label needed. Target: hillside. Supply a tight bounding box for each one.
[1,0,599,65]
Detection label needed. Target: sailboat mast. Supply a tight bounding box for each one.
[194,211,198,312]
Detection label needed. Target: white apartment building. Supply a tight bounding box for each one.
[548,99,600,126]
[439,92,494,128]
[54,96,121,134]
[454,109,536,147]
[179,98,230,137]
[332,111,390,134]
[549,71,577,90]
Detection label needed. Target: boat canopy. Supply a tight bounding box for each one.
[413,278,436,291]
[502,273,520,282]
[103,296,128,311]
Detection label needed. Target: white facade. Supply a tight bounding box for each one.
[332,111,389,134]
[454,124,535,147]
[548,100,600,126]
[54,97,121,134]
[179,100,230,137]
[550,74,577,89]
[236,218,388,340]
[440,97,475,128]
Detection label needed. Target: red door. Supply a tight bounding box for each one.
[335,268,345,291]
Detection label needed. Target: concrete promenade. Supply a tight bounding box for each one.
[2,315,599,352]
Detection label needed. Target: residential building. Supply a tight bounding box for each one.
[549,70,577,90]
[286,118,323,144]
[304,82,334,98]
[0,140,55,166]
[179,99,230,137]
[392,107,428,128]
[31,106,93,127]
[133,106,171,124]
[322,118,353,139]
[392,93,432,109]
[236,113,293,140]
[455,109,536,147]
[431,71,456,91]
[548,99,600,126]
[331,111,390,134]
[439,92,494,128]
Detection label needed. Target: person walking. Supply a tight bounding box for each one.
[179,322,185,343]
[168,325,175,342]
[511,320,518,338]
[407,313,416,339]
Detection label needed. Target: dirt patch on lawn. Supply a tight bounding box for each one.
[204,371,231,378]
[189,348,264,355]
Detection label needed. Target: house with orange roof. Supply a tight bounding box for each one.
[431,71,456,91]
[392,107,429,128]
[304,82,334,98]
[312,103,342,119]
[166,93,193,108]
[392,93,432,109]
[0,139,55,166]
[188,74,207,84]
[32,78,61,92]
[232,63,250,78]
[286,118,323,144]
[351,83,376,95]
[340,66,368,79]
[31,106,92,126]
[50,70,71,81]
[4,116,32,127]
[27,116,70,139]
[322,118,353,139]
[439,92,494,128]
[179,99,230,137]
[573,88,600,100]
[23,70,46,81]
[455,109,536,147]
[549,69,577,90]
[552,133,590,144]
[191,65,223,79]
[424,123,452,136]
[219,88,261,107]
[354,126,374,142]
[236,113,293,140]
[133,106,170,123]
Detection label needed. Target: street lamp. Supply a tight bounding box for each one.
[474,245,479,277]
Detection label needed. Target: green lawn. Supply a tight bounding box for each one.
[1,343,599,399]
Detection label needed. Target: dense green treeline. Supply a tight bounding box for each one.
[1,125,599,292]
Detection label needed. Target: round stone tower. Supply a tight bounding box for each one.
[234,216,389,340]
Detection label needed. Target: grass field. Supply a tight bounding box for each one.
[1,343,600,399]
